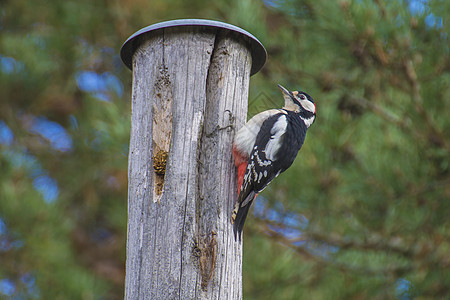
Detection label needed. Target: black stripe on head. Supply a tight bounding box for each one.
[292,90,316,114]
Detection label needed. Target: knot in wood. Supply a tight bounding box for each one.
[153,150,168,176]
[193,231,217,291]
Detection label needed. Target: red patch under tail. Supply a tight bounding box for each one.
[236,162,247,195]
[232,145,248,195]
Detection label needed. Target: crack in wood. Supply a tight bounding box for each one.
[152,64,173,202]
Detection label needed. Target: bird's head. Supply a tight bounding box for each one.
[278,84,316,126]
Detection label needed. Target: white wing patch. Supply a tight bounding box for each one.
[234,109,285,156]
[264,115,288,161]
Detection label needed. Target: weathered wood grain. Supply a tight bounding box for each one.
[125,27,252,300]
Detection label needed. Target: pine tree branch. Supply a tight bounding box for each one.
[256,218,450,275]
[257,222,414,277]
[403,59,450,151]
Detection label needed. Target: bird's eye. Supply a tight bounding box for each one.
[299,94,306,100]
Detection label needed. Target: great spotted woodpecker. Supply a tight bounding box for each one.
[231,84,316,240]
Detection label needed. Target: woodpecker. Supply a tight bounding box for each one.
[231,84,316,240]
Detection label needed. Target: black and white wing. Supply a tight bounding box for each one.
[232,112,289,238]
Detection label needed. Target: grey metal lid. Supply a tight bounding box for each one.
[120,19,267,76]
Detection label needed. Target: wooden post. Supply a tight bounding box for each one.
[120,19,266,299]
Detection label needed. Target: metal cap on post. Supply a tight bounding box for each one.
[120,19,266,75]
[121,19,266,300]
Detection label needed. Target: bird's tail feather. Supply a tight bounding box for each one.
[231,193,255,241]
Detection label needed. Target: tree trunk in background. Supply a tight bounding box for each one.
[125,26,253,299]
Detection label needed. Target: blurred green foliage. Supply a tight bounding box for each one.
[0,0,449,299]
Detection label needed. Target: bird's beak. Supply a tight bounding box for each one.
[278,84,295,101]
[277,84,290,96]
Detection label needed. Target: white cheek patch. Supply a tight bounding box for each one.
[300,99,316,114]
